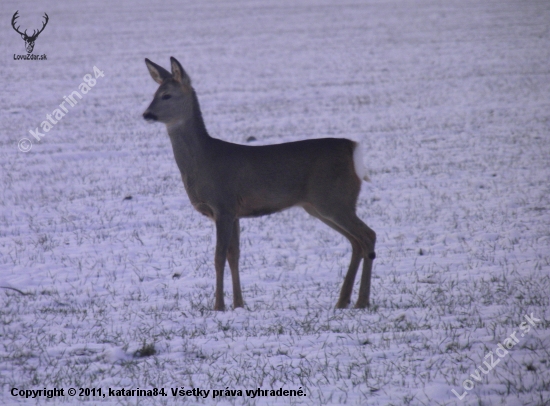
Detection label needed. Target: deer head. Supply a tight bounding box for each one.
[11,11,49,54]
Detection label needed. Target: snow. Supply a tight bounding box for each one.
[1,0,549,404]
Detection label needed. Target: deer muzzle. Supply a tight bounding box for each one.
[143,112,158,123]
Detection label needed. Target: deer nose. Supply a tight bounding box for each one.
[143,112,158,122]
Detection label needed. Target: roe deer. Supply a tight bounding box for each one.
[143,57,376,311]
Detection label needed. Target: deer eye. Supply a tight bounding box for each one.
[161,94,171,100]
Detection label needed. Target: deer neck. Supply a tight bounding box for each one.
[166,100,211,180]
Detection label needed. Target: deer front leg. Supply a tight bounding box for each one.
[227,219,244,309]
[214,216,235,311]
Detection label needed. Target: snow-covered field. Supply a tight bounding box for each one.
[1,0,549,404]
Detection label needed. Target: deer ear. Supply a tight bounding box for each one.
[145,58,171,85]
[170,57,191,85]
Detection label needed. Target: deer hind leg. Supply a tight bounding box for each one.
[336,242,362,309]
[214,215,236,311]
[308,204,376,309]
[227,219,244,309]
[303,205,363,309]
[330,213,376,309]
[354,251,374,309]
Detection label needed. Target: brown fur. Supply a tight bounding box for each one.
[143,57,376,310]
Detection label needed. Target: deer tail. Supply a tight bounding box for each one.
[352,141,371,182]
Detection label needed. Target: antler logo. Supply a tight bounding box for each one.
[11,11,49,54]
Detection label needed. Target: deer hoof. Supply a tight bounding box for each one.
[335,299,350,309]
[354,301,370,309]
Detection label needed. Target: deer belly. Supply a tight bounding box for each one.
[237,194,295,218]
